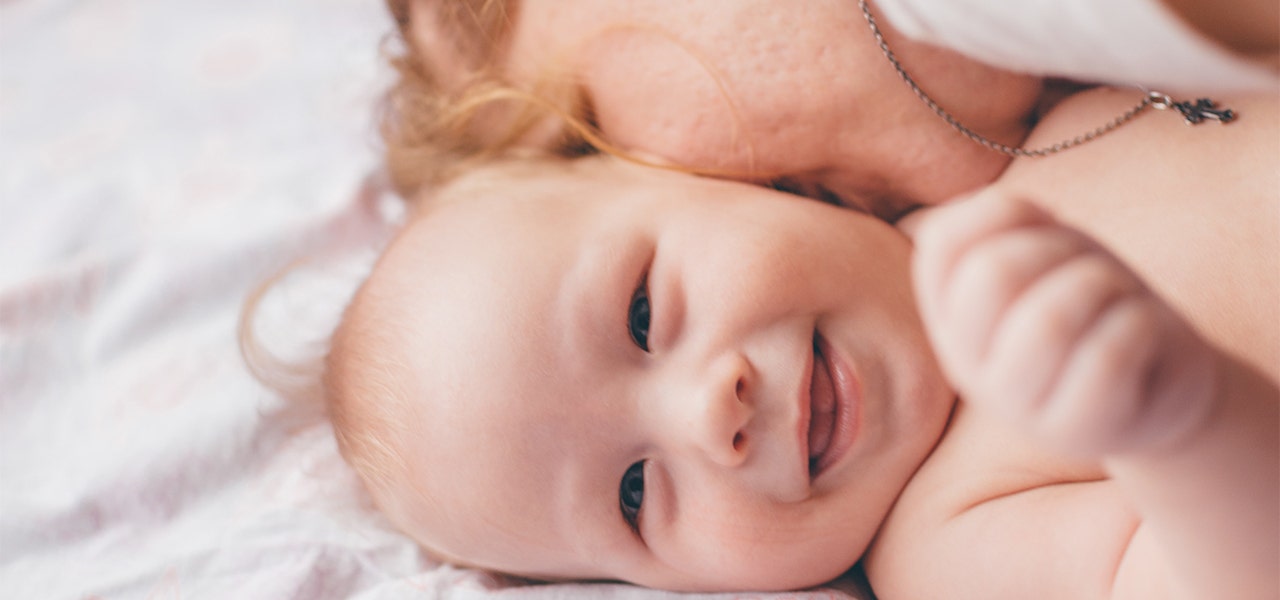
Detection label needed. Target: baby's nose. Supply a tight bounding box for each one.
[682,353,754,468]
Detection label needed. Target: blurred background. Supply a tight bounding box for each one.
[0,1,424,597]
[1,0,388,278]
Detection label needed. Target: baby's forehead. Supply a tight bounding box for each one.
[413,158,648,224]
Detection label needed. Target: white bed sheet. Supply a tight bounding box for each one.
[0,1,870,598]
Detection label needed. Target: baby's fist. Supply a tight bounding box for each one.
[910,192,1216,456]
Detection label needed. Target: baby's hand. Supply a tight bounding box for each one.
[911,192,1217,457]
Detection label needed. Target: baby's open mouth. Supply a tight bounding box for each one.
[807,334,838,477]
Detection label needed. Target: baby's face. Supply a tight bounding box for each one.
[365,158,953,592]
[409,0,1042,216]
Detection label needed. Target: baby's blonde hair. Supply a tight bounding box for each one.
[322,285,413,495]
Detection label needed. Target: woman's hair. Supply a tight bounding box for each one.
[376,0,750,202]
[379,0,617,202]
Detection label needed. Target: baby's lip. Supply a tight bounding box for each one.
[809,334,860,481]
[807,334,837,479]
[796,335,816,486]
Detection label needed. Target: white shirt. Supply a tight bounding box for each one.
[872,0,1278,93]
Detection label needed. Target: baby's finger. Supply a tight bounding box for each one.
[1109,302,1214,453]
[912,192,1056,328]
[978,253,1140,423]
[1038,296,1161,455]
[1039,288,1215,456]
[935,227,1082,379]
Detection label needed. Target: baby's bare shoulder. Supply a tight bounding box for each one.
[864,409,1165,600]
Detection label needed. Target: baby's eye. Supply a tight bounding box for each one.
[619,461,645,534]
[627,279,651,352]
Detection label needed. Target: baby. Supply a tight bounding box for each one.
[323,0,1278,596]
[326,154,1277,597]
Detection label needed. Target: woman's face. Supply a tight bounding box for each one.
[410,0,1043,217]
[359,158,955,592]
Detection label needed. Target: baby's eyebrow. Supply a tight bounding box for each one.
[555,251,601,365]
[556,230,636,360]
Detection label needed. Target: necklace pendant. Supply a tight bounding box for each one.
[1174,98,1237,124]
[1150,92,1237,125]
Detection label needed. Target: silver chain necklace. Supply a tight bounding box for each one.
[857,0,1237,157]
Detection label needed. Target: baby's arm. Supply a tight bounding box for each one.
[911,192,1279,599]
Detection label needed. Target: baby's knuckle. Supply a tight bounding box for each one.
[1059,252,1117,289]
[1030,299,1082,343]
[1066,301,1159,400]
[960,244,1026,297]
[1103,296,1161,345]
